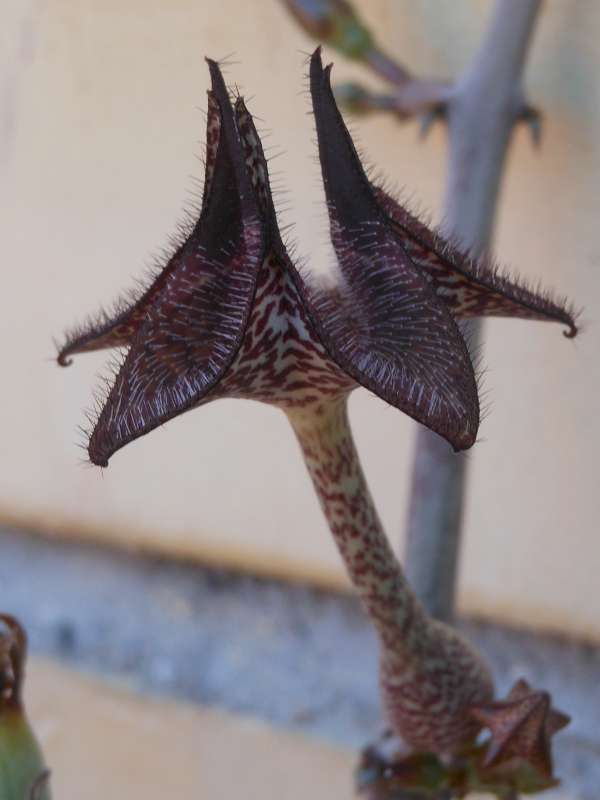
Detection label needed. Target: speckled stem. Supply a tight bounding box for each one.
[288,397,423,652]
[287,397,494,755]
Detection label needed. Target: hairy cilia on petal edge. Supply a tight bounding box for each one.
[309,47,579,335]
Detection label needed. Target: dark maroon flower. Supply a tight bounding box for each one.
[58,53,577,466]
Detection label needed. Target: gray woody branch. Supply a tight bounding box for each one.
[404,0,543,621]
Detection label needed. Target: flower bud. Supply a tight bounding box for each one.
[0,615,51,800]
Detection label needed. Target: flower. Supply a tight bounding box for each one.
[57,53,576,465]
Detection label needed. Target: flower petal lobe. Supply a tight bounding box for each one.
[87,61,264,465]
[310,48,479,450]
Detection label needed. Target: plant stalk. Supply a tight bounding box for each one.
[287,398,493,755]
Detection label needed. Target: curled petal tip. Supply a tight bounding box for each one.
[54,335,73,366]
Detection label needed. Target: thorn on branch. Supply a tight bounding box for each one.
[418,105,447,140]
[517,102,543,148]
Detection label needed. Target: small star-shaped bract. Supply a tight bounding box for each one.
[58,52,578,466]
[470,678,570,780]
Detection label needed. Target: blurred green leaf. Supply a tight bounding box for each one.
[282,0,374,59]
[0,615,51,800]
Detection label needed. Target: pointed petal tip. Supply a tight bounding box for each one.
[310,47,335,86]
[89,451,109,469]
[452,432,476,453]
[309,46,327,87]
[205,57,230,105]
[204,56,219,74]
[88,422,115,467]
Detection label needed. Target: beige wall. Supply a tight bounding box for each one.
[28,660,355,800]
[1,1,598,640]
